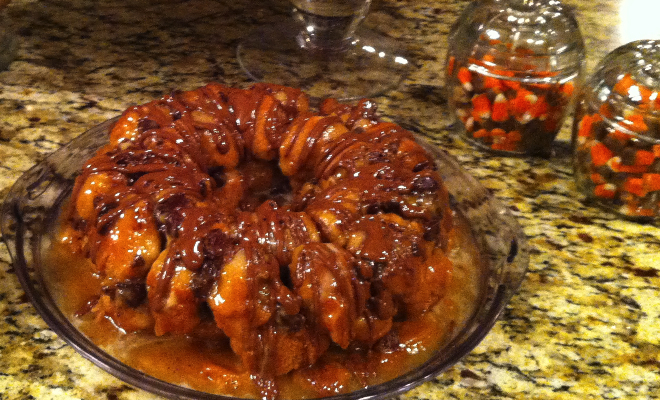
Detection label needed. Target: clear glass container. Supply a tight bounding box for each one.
[236,0,413,101]
[1,117,528,400]
[446,0,585,156]
[572,40,660,223]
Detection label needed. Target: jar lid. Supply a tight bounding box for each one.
[592,40,660,111]
[586,40,660,141]
[460,0,585,78]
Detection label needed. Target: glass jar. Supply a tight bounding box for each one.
[446,0,585,156]
[572,40,660,223]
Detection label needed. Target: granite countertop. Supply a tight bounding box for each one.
[1,0,659,399]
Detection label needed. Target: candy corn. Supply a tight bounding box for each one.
[492,93,509,122]
[573,72,660,220]
[457,67,473,92]
[450,51,576,155]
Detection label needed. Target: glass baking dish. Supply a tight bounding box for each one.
[1,117,528,400]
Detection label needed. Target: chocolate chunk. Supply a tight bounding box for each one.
[203,229,231,260]
[132,255,146,269]
[279,265,294,290]
[191,262,221,299]
[411,175,439,193]
[412,160,431,172]
[199,179,212,198]
[138,118,161,132]
[155,193,191,237]
[207,166,226,187]
[368,151,388,164]
[365,203,380,215]
[374,330,400,353]
[115,280,147,308]
[113,150,157,167]
[279,313,305,333]
[125,172,146,185]
[376,200,401,214]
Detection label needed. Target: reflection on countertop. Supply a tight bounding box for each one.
[0,0,658,399]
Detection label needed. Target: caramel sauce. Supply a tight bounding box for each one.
[46,208,482,399]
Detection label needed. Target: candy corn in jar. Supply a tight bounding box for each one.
[446,0,585,156]
[573,41,660,223]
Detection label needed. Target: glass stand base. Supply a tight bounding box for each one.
[237,21,413,100]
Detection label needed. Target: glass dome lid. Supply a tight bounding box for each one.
[590,40,660,113]
[454,0,585,76]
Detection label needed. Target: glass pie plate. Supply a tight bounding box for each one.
[0,117,529,400]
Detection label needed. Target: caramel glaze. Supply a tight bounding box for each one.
[60,83,455,399]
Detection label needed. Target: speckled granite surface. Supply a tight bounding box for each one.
[1,0,659,399]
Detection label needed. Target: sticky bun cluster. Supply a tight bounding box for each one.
[62,83,455,398]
